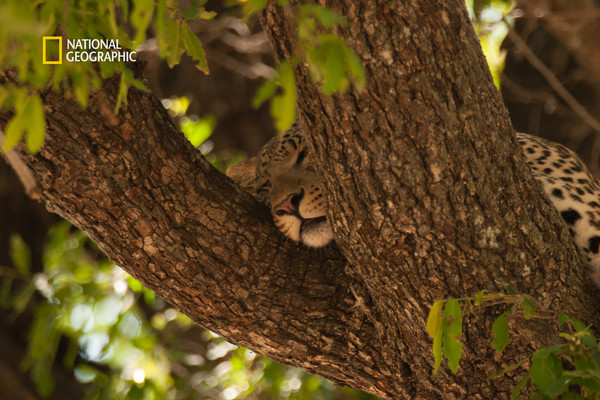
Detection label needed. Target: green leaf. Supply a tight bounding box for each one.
[561,393,585,400]
[300,4,347,30]
[114,64,147,111]
[71,68,89,108]
[4,91,46,153]
[442,299,463,373]
[127,276,143,292]
[511,371,530,399]
[252,79,278,109]
[427,300,444,338]
[580,331,597,349]
[271,62,297,131]
[164,19,185,68]
[558,312,569,325]
[543,378,569,398]
[24,94,46,153]
[344,44,366,90]
[181,115,215,147]
[115,72,129,111]
[444,335,462,374]
[591,348,600,370]
[182,1,215,21]
[570,317,588,333]
[475,290,487,306]
[570,377,600,393]
[432,330,442,374]
[9,234,31,276]
[492,314,510,352]
[131,0,154,44]
[442,299,462,337]
[3,89,28,151]
[322,39,347,94]
[531,350,563,393]
[248,0,268,9]
[22,303,60,396]
[563,369,600,380]
[182,24,208,73]
[0,277,13,307]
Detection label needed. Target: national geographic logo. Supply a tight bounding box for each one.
[42,37,137,64]
[42,36,62,64]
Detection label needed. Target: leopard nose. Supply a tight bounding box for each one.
[274,190,304,216]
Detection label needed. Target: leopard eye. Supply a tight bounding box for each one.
[256,181,271,196]
[296,149,308,164]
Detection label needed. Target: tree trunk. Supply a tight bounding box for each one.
[261,0,599,396]
[1,0,598,399]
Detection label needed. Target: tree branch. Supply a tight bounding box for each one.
[0,71,396,397]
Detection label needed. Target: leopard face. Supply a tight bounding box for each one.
[228,125,600,286]
[227,124,334,247]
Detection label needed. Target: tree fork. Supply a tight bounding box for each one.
[0,69,394,397]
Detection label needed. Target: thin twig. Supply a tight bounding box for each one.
[504,18,600,134]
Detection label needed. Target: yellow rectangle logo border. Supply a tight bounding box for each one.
[42,36,62,64]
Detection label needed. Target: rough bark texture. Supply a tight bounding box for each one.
[1,0,599,399]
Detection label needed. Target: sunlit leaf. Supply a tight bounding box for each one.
[181,115,216,147]
[271,62,297,131]
[322,39,347,94]
[24,94,46,153]
[432,330,442,374]
[427,300,443,338]
[252,79,278,109]
[131,0,154,44]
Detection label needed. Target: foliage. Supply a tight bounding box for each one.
[0,0,210,153]
[507,315,600,399]
[0,222,376,400]
[251,4,366,131]
[466,0,515,88]
[162,96,216,149]
[428,291,600,399]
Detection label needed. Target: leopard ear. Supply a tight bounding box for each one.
[226,158,257,193]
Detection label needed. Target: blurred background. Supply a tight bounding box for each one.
[2,0,600,398]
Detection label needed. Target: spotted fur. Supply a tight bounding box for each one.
[228,127,600,285]
[517,132,600,285]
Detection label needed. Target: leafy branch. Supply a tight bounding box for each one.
[252,4,366,131]
[428,290,600,398]
[0,0,212,153]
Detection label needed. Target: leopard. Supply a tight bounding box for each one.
[227,123,600,286]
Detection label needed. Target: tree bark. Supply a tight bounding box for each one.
[1,0,599,399]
